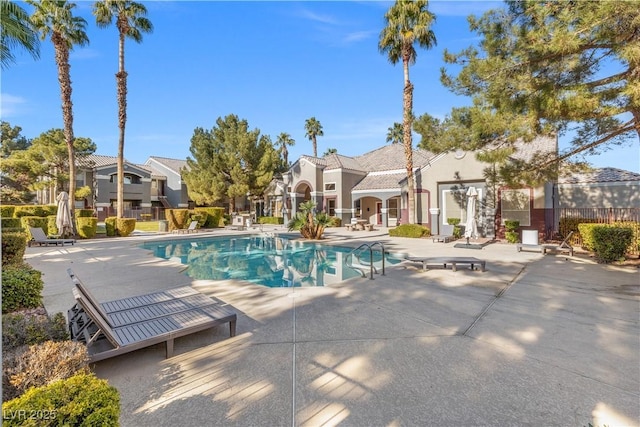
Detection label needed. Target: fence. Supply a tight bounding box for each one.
[95,207,166,222]
[557,207,640,256]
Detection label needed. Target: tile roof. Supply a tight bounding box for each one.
[147,156,189,175]
[355,144,434,172]
[79,154,151,173]
[323,154,366,172]
[559,167,640,184]
[352,172,406,191]
[510,136,557,162]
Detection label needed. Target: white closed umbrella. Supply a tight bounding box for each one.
[464,186,478,240]
[56,191,72,237]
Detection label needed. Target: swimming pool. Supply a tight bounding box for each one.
[140,235,402,288]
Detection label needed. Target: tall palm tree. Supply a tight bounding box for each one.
[386,122,403,144]
[304,117,323,157]
[29,0,88,227]
[1,0,40,68]
[94,0,152,218]
[276,132,295,167]
[379,0,436,224]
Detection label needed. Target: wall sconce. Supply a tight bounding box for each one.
[367,207,370,211]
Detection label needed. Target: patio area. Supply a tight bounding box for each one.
[25,226,640,426]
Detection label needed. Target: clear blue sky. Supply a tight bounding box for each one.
[2,1,638,172]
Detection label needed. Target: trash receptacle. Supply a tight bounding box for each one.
[158,220,168,232]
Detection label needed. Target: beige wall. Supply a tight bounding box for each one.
[559,181,640,208]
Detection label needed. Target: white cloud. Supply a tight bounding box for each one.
[296,8,341,25]
[70,48,100,60]
[343,30,377,44]
[0,94,28,118]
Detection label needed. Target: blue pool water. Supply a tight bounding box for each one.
[140,235,401,288]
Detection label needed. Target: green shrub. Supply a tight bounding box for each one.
[2,312,68,351]
[1,205,16,217]
[189,212,205,227]
[1,218,22,229]
[116,218,136,236]
[14,206,46,218]
[105,217,117,237]
[258,216,284,225]
[75,209,94,218]
[330,217,342,227]
[577,223,598,252]
[21,216,49,235]
[1,232,27,266]
[504,220,520,231]
[389,224,430,238]
[194,207,225,228]
[2,373,120,426]
[1,264,43,313]
[76,217,97,239]
[505,231,519,243]
[446,218,462,238]
[47,215,58,235]
[165,209,190,231]
[3,340,89,401]
[590,226,633,263]
[41,205,57,217]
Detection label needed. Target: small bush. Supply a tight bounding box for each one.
[105,217,117,236]
[330,217,342,227]
[41,205,57,217]
[2,312,69,351]
[258,216,284,225]
[592,226,633,263]
[2,373,120,426]
[47,215,58,235]
[389,224,430,238]
[505,231,519,243]
[1,264,43,313]
[1,232,27,266]
[447,218,462,238]
[3,340,89,401]
[504,220,520,232]
[116,218,136,236]
[76,217,97,238]
[166,209,190,231]
[194,207,225,228]
[1,205,16,217]
[189,212,205,227]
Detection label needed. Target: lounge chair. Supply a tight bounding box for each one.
[67,269,221,327]
[67,270,237,362]
[431,224,455,243]
[406,256,486,272]
[542,231,575,256]
[28,226,76,247]
[173,220,199,234]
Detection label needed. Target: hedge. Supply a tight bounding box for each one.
[194,207,225,228]
[21,216,49,236]
[1,232,27,266]
[1,205,16,217]
[76,217,98,239]
[165,209,190,231]
[75,209,94,218]
[389,224,430,238]
[1,263,44,314]
[578,223,635,262]
[1,218,22,229]
[2,373,120,426]
[116,218,136,237]
[258,216,284,225]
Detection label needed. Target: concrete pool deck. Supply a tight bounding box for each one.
[25,226,639,426]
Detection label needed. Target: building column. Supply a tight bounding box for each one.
[429,208,440,235]
[380,207,389,227]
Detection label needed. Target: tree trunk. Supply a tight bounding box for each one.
[116,31,127,218]
[312,135,317,157]
[52,32,76,234]
[402,53,415,224]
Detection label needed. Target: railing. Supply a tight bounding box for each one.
[95,207,166,222]
[345,242,386,280]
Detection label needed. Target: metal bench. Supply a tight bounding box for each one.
[406,256,486,272]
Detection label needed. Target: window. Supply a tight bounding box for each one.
[324,183,336,191]
[501,188,530,226]
[442,188,483,224]
[110,173,141,184]
[327,199,336,216]
[388,198,398,219]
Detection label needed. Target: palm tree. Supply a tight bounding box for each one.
[304,117,323,157]
[379,0,436,224]
[29,0,88,228]
[386,122,403,144]
[276,132,295,167]
[1,0,40,68]
[94,0,152,218]
[323,148,337,156]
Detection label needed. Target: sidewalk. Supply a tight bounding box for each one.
[25,227,640,426]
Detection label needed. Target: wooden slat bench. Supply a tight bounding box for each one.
[406,256,486,272]
[67,270,237,362]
